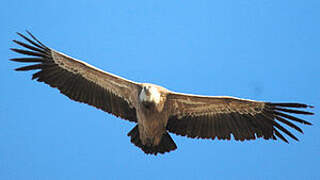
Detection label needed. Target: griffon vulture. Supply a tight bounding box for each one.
[10,32,314,155]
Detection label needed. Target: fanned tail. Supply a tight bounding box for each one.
[127,125,177,155]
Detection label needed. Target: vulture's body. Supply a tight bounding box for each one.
[11,32,314,155]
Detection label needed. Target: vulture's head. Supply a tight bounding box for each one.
[139,84,161,109]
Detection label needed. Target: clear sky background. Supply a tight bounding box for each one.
[1,1,319,179]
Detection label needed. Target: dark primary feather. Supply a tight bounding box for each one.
[10,31,137,122]
[10,48,48,58]
[271,103,313,108]
[10,57,44,63]
[16,32,49,50]
[26,30,49,49]
[12,40,47,54]
[167,101,314,143]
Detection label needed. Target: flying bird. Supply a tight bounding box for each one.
[10,32,314,155]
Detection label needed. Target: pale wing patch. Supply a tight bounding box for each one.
[170,96,265,119]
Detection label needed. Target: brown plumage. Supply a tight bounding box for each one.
[11,31,314,155]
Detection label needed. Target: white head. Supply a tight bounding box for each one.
[139,84,161,105]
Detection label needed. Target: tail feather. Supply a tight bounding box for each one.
[127,125,177,155]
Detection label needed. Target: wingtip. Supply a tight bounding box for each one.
[26,30,32,36]
[26,30,35,38]
[15,30,32,36]
[16,32,24,38]
[14,67,22,71]
[12,39,19,45]
[306,122,313,126]
[10,48,24,54]
[9,58,18,62]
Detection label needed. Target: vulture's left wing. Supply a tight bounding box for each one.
[11,32,141,122]
[166,92,314,142]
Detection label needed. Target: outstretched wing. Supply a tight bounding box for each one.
[166,92,314,142]
[11,31,142,122]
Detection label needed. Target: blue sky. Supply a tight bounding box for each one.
[1,0,319,179]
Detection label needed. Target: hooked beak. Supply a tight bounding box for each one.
[144,87,150,96]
